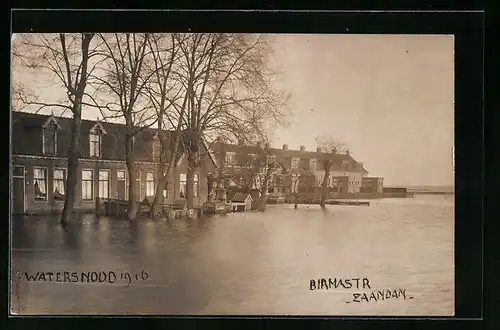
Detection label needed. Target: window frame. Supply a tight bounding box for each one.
[81,169,94,201]
[179,173,187,199]
[98,169,111,199]
[53,167,67,202]
[89,130,102,158]
[146,171,155,197]
[33,167,48,202]
[42,122,58,156]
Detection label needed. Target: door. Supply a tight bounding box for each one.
[117,170,126,200]
[12,166,25,214]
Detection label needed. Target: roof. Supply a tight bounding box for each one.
[213,143,369,174]
[11,111,217,168]
[231,192,253,203]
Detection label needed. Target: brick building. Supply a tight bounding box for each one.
[10,111,217,215]
[211,142,372,198]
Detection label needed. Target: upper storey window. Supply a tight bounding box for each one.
[42,116,61,155]
[89,123,107,158]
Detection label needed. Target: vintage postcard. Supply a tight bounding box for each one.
[10,33,454,316]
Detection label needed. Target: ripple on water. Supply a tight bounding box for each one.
[11,195,454,316]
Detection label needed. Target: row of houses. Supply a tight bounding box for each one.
[10,111,384,215]
[211,143,384,197]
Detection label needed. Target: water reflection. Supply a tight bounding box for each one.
[11,195,454,315]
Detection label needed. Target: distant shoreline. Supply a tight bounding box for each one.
[387,186,455,194]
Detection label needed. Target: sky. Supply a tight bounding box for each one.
[11,34,454,187]
[268,34,454,187]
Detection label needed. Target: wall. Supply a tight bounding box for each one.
[12,155,159,214]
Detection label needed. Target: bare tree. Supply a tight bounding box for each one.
[142,33,187,218]
[91,33,159,220]
[222,142,281,211]
[174,33,290,210]
[12,33,100,225]
[315,135,348,209]
[285,169,315,210]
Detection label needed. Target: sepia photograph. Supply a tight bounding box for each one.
[10,32,455,316]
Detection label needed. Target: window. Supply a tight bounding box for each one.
[152,136,161,160]
[90,126,103,158]
[179,173,186,199]
[194,173,199,198]
[43,121,58,155]
[98,170,110,199]
[225,152,235,166]
[146,172,155,196]
[310,159,317,171]
[136,170,142,201]
[33,167,47,201]
[82,170,93,201]
[291,158,300,169]
[117,170,126,180]
[53,169,66,201]
[13,166,24,178]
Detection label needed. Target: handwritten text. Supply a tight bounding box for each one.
[23,270,149,287]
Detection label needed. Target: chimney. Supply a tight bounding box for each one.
[346,149,350,156]
[282,144,288,151]
[316,147,322,153]
[300,145,305,152]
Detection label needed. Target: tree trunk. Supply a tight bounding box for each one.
[126,135,138,220]
[258,187,268,211]
[294,193,299,209]
[150,173,168,219]
[186,150,196,209]
[59,34,93,226]
[320,163,331,209]
[60,106,82,226]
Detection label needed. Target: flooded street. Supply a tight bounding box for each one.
[11,195,454,316]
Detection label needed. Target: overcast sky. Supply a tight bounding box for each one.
[12,33,454,187]
[269,34,454,187]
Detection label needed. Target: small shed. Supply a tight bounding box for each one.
[231,193,253,212]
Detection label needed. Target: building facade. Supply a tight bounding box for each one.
[212,143,372,198]
[361,177,384,194]
[11,112,216,215]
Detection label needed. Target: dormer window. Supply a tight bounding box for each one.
[89,122,107,158]
[152,133,161,161]
[42,116,60,156]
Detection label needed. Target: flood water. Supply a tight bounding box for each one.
[10,195,454,316]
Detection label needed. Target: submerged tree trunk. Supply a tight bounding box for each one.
[258,184,268,211]
[150,171,167,219]
[60,105,82,226]
[59,34,94,226]
[126,135,138,220]
[320,162,331,209]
